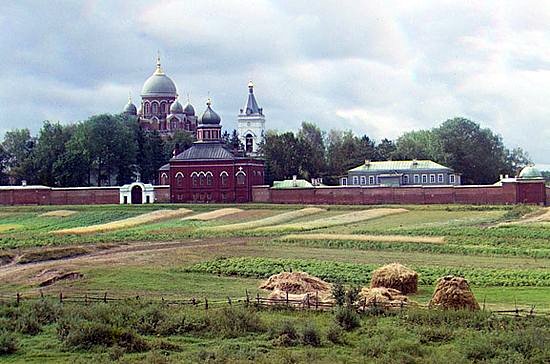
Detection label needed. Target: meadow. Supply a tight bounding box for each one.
[0,203,549,363]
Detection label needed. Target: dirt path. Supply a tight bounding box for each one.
[0,237,255,281]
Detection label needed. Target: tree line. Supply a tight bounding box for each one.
[261,117,530,185]
[0,114,530,187]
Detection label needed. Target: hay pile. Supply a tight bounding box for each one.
[260,271,331,294]
[370,263,418,294]
[267,288,334,307]
[429,276,480,311]
[357,287,412,308]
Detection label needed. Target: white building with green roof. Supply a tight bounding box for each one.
[341,159,461,187]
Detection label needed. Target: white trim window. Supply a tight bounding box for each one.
[449,174,455,184]
[352,176,359,185]
[422,174,428,184]
[437,174,444,183]
[414,174,420,184]
[430,174,436,183]
[403,175,409,184]
[341,177,348,186]
[360,176,366,185]
[368,175,375,185]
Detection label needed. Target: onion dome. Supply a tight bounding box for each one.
[141,55,177,97]
[184,102,195,115]
[199,98,221,125]
[170,98,184,114]
[123,96,137,115]
[518,165,543,179]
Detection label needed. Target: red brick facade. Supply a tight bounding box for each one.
[168,160,264,203]
[252,181,548,206]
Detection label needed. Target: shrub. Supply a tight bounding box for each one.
[272,321,299,347]
[301,324,321,347]
[345,286,361,307]
[331,282,346,306]
[334,307,360,331]
[16,313,41,335]
[0,331,18,355]
[210,307,263,338]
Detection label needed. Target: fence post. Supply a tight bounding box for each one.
[306,294,310,310]
[256,293,260,305]
[16,292,20,306]
[103,292,107,303]
[227,296,232,306]
[286,291,289,307]
[192,297,196,306]
[529,305,535,317]
[205,297,208,310]
[245,289,250,307]
[362,298,366,312]
[59,291,63,304]
[40,290,44,299]
[85,294,88,305]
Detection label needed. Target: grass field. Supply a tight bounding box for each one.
[0,203,549,363]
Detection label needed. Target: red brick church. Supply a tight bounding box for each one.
[159,99,265,203]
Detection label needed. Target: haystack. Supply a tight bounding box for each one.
[429,276,479,311]
[370,263,418,294]
[357,287,414,309]
[267,288,334,307]
[259,271,331,294]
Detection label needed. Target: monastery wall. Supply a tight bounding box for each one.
[252,181,547,206]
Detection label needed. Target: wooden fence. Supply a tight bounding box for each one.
[0,290,547,318]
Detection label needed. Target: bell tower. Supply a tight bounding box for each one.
[237,81,265,156]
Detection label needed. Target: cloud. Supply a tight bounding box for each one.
[0,0,549,163]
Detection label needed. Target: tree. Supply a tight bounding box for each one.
[229,129,243,152]
[33,121,74,186]
[2,129,36,184]
[375,138,396,161]
[56,123,92,186]
[297,122,326,179]
[164,130,194,160]
[260,130,302,184]
[434,118,509,184]
[392,130,441,161]
[505,147,531,177]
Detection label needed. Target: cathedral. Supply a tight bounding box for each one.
[123,55,265,146]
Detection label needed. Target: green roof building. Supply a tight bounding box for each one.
[342,159,460,187]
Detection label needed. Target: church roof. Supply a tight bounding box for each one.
[159,163,170,171]
[171,142,235,161]
[141,56,177,97]
[199,99,221,125]
[349,160,452,173]
[241,81,262,116]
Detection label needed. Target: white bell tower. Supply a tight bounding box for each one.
[237,81,265,156]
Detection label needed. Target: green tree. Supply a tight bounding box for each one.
[297,122,326,179]
[375,138,396,161]
[392,130,441,161]
[260,130,302,184]
[2,128,36,184]
[56,123,92,186]
[434,118,509,184]
[33,121,74,186]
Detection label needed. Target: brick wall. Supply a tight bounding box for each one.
[0,186,171,205]
[252,181,547,206]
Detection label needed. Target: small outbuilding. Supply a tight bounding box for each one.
[119,182,155,204]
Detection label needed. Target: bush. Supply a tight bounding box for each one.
[272,321,299,347]
[16,313,41,335]
[210,307,263,338]
[332,282,346,306]
[0,331,18,355]
[334,307,360,331]
[301,324,321,347]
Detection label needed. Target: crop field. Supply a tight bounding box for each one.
[0,203,549,363]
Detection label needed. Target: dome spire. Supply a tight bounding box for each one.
[154,50,164,75]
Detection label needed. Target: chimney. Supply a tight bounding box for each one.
[412,159,418,166]
[365,159,371,166]
[21,180,27,186]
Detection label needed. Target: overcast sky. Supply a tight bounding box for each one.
[1,1,549,164]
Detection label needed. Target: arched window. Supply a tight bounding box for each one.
[206,172,213,186]
[245,134,253,153]
[199,174,205,186]
[152,102,159,115]
[170,118,177,130]
[175,172,184,187]
[192,173,198,187]
[144,102,150,115]
[236,171,246,185]
[160,101,167,114]
[160,173,168,185]
[220,171,228,186]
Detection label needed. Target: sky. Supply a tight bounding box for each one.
[1,0,549,165]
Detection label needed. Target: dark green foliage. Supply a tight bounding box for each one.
[272,320,299,347]
[326,324,345,345]
[0,331,18,355]
[502,204,537,221]
[210,307,264,338]
[334,307,360,331]
[331,282,346,306]
[301,324,321,347]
